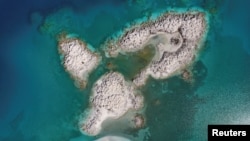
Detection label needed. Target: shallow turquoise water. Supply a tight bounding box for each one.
[0,0,250,141]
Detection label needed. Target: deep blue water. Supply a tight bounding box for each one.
[0,0,250,141]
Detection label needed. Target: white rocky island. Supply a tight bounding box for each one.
[104,11,208,87]
[57,10,208,138]
[58,36,101,89]
[79,72,144,136]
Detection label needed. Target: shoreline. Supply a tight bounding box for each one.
[79,72,144,136]
[58,35,101,89]
[103,10,208,87]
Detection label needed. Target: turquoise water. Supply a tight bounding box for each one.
[0,0,250,141]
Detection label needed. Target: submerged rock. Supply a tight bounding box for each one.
[132,113,145,129]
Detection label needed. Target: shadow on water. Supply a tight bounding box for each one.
[141,60,207,141]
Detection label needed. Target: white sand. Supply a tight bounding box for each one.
[79,72,143,136]
[95,135,131,141]
[58,37,101,89]
[104,11,208,87]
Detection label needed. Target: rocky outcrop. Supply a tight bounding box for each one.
[79,72,143,135]
[58,37,101,89]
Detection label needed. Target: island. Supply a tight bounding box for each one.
[58,36,101,89]
[104,11,208,87]
[79,72,144,136]
[57,9,208,137]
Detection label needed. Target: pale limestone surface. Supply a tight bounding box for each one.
[65,10,208,137]
[79,72,143,136]
[104,11,207,87]
[58,38,101,88]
